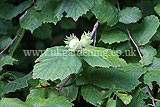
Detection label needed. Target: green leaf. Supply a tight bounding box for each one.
[106,98,116,107]
[26,88,48,106]
[131,15,159,46]
[40,0,58,24]
[0,18,12,35]
[0,81,6,99]
[156,46,160,58]
[136,0,156,17]
[119,63,147,79]
[115,41,132,55]
[61,84,78,101]
[36,0,50,10]
[152,27,160,41]
[83,68,140,91]
[0,56,17,71]
[92,0,118,26]
[100,29,129,44]
[154,2,160,16]
[102,85,116,99]
[76,75,89,86]
[144,70,160,89]
[156,101,160,107]
[0,3,14,19]
[81,46,127,68]
[0,98,30,107]
[56,0,94,21]
[81,85,104,106]
[34,97,74,107]
[148,57,160,71]
[115,91,132,105]
[32,0,58,24]
[7,71,26,79]
[33,46,82,81]
[0,36,12,50]
[0,1,32,20]
[20,8,42,33]
[1,72,16,80]
[33,23,52,40]
[2,73,32,95]
[59,18,76,30]
[119,7,142,24]
[127,88,149,107]
[145,57,160,88]
[140,45,157,66]
[5,1,33,20]
[47,88,58,99]
[26,88,74,107]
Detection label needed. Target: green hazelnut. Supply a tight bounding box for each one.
[80,32,93,47]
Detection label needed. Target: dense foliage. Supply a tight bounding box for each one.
[0,0,160,106]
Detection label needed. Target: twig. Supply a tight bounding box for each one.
[125,26,142,59]
[146,86,156,107]
[116,0,142,59]
[94,31,97,46]
[9,29,25,56]
[116,2,154,106]
[91,20,99,37]
[116,0,121,12]
[58,74,71,96]
[141,0,144,16]
[0,35,20,55]
[20,11,28,20]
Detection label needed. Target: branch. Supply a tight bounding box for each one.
[146,86,156,107]
[91,20,99,46]
[58,74,71,96]
[20,11,28,20]
[0,35,20,55]
[91,20,99,37]
[9,29,25,56]
[116,0,121,12]
[116,0,155,106]
[125,26,142,59]
[94,31,97,46]
[116,0,142,59]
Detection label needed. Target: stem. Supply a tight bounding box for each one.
[116,0,121,11]
[125,26,142,59]
[9,29,25,56]
[20,11,28,20]
[94,31,97,46]
[146,86,156,107]
[58,74,71,96]
[116,0,142,59]
[116,1,156,106]
[0,35,20,55]
[91,20,99,37]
